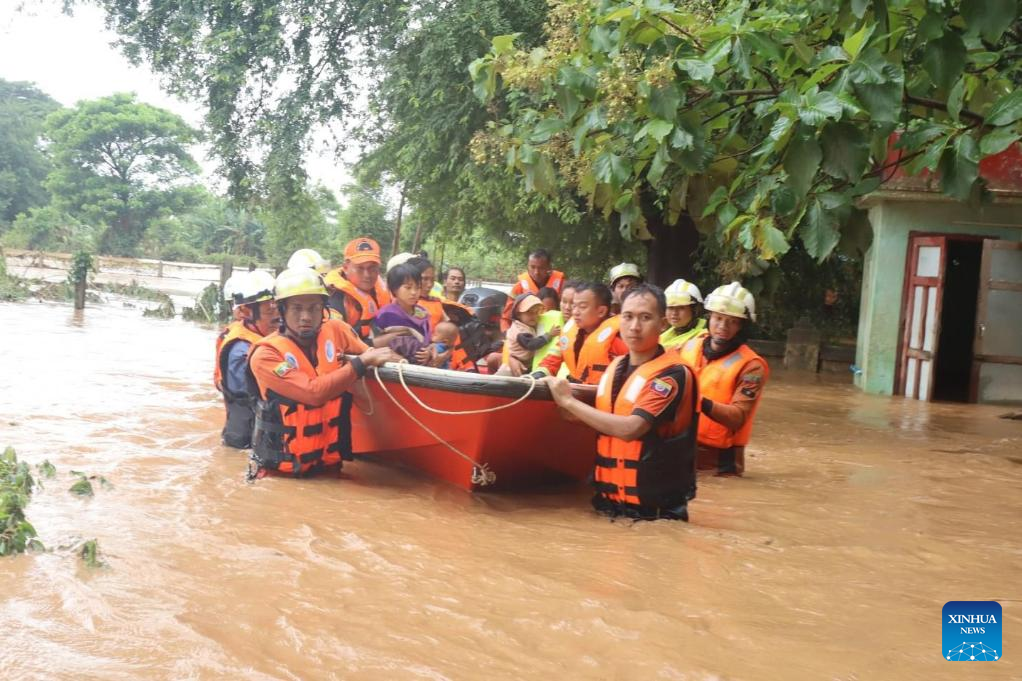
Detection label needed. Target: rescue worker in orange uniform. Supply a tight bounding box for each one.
[323,237,392,343]
[247,268,398,477]
[501,248,566,330]
[547,284,698,520]
[214,271,279,449]
[533,283,627,385]
[677,282,769,476]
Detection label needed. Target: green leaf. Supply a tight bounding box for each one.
[799,198,841,261]
[939,133,980,201]
[647,144,670,186]
[593,151,632,188]
[961,0,1017,42]
[730,38,752,79]
[634,119,674,143]
[843,23,875,60]
[821,122,870,181]
[922,31,966,91]
[905,133,950,175]
[703,39,732,66]
[783,127,822,198]
[980,127,1020,156]
[848,49,904,123]
[589,25,615,53]
[670,126,694,150]
[529,118,566,144]
[69,477,94,497]
[757,218,791,261]
[800,62,847,94]
[702,186,728,217]
[798,88,843,126]
[677,58,714,83]
[717,202,738,229]
[614,190,634,211]
[648,85,682,120]
[947,77,965,123]
[492,34,519,56]
[850,0,869,18]
[771,186,797,216]
[985,91,1022,127]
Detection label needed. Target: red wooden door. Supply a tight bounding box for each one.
[900,236,946,400]
[971,240,1022,403]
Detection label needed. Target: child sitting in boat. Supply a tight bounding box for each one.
[375,263,445,366]
[497,293,558,376]
[430,320,460,369]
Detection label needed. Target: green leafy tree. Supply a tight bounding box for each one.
[0,80,61,225]
[470,0,1022,281]
[44,93,201,256]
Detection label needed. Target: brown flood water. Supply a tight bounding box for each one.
[1,299,1020,680]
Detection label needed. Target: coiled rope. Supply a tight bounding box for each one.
[364,363,540,487]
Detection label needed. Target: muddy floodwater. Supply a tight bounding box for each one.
[2,299,1020,680]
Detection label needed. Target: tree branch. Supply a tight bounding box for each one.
[905,94,984,124]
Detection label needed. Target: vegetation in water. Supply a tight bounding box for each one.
[182,282,226,323]
[0,446,44,556]
[78,539,104,568]
[69,471,112,498]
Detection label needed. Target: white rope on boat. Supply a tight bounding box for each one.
[371,365,497,486]
[392,361,539,415]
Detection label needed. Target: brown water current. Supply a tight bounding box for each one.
[1,299,1020,680]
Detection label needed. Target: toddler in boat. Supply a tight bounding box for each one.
[430,320,460,370]
[496,293,559,377]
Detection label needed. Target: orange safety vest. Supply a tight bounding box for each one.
[215,321,265,448]
[678,334,768,449]
[418,297,445,331]
[324,272,391,341]
[559,315,621,385]
[516,270,565,295]
[593,352,698,514]
[247,322,355,476]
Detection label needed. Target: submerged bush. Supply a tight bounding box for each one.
[0,447,43,556]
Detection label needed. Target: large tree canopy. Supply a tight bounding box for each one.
[0,80,61,224]
[470,0,1022,275]
[45,92,201,255]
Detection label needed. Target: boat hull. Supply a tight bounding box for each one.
[350,366,596,491]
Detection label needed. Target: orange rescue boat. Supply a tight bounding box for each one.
[350,363,596,491]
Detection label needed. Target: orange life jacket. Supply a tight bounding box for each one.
[448,334,477,372]
[324,271,391,341]
[678,334,768,449]
[418,297,445,331]
[559,315,621,385]
[247,322,355,476]
[593,352,698,514]
[215,321,264,448]
[516,270,565,295]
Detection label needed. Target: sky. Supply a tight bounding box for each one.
[0,2,355,196]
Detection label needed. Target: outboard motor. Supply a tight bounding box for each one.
[449,287,509,361]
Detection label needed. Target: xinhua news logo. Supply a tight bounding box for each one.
[943,601,1002,661]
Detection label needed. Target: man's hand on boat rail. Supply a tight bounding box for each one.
[361,347,402,367]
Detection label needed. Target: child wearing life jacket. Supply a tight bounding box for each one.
[374,263,440,365]
[497,293,558,376]
[430,320,460,370]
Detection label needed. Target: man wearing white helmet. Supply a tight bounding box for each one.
[287,248,331,274]
[660,279,706,349]
[609,262,643,314]
[222,271,246,321]
[678,282,769,476]
[214,271,279,448]
[246,268,398,478]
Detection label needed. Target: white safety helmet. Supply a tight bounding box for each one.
[236,270,276,305]
[664,279,703,307]
[704,281,756,322]
[387,251,416,271]
[274,267,329,301]
[223,272,245,306]
[609,262,642,286]
[287,248,330,274]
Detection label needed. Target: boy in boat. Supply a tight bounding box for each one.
[430,321,460,370]
[497,293,558,377]
[546,284,698,520]
[247,268,398,477]
[676,282,769,476]
[532,282,626,385]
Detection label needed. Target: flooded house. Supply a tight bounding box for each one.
[855,143,1022,404]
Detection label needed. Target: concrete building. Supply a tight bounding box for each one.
[855,145,1022,404]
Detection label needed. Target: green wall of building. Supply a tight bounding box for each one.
[855,195,1022,395]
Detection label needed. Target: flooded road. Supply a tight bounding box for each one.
[2,299,1020,680]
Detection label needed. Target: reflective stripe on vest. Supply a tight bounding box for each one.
[592,353,698,508]
[324,272,391,341]
[560,316,620,385]
[679,333,768,449]
[248,322,354,475]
